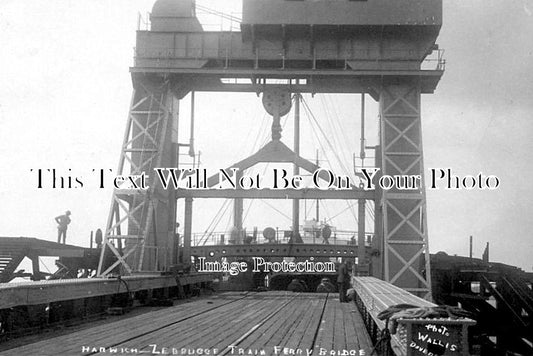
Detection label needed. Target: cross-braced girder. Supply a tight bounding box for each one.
[378,82,432,300]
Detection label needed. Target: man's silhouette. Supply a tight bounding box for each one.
[55,210,71,244]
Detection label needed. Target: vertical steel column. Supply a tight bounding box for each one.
[30,255,41,281]
[292,92,301,235]
[315,150,320,222]
[168,97,180,266]
[233,169,244,238]
[379,81,432,300]
[189,92,195,157]
[469,235,473,260]
[139,84,176,272]
[357,198,366,273]
[372,144,383,280]
[183,197,193,264]
[360,93,366,165]
[358,93,367,273]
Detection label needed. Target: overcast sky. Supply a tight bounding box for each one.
[0,0,532,271]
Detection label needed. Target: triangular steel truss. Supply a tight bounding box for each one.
[97,81,174,277]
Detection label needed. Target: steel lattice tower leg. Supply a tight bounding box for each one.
[378,81,432,300]
[98,78,178,277]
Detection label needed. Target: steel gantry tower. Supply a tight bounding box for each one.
[98,0,444,300]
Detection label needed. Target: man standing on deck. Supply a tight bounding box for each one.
[322,224,331,244]
[55,210,71,244]
[337,260,351,302]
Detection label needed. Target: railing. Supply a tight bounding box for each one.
[137,12,151,31]
[138,9,242,32]
[421,48,446,71]
[189,230,374,247]
[195,6,242,32]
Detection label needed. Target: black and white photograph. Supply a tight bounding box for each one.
[0,0,532,355]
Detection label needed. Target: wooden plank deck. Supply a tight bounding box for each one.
[2,292,373,356]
